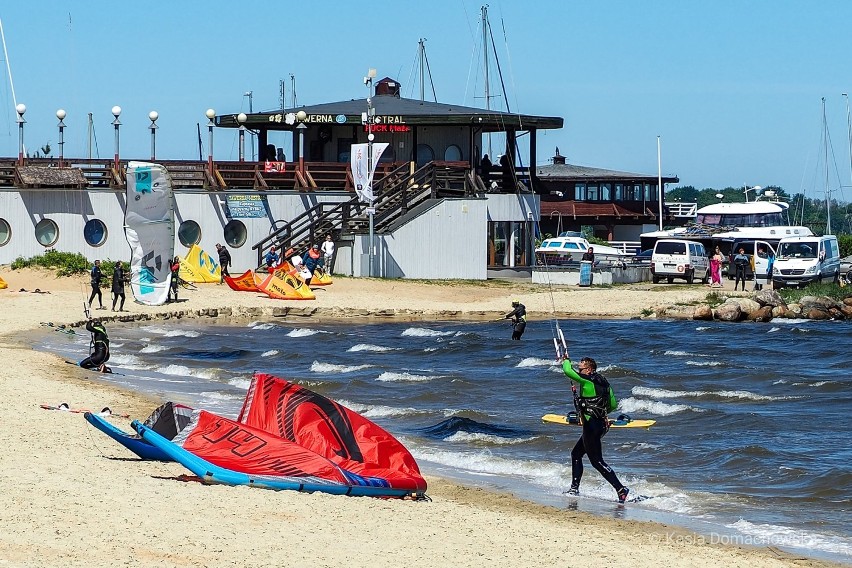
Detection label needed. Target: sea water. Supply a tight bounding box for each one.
[37,317,852,562]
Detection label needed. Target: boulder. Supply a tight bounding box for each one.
[715,302,743,322]
[805,308,831,320]
[748,306,774,322]
[841,304,852,318]
[787,303,803,316]
[753,289,786,308]
[800,296,838,310]
[843,297,852,307]
[828,307,846,320]
[663,306,696,320]
[772,305,792,319]
[693,305,713,321]
[730,297,762,314]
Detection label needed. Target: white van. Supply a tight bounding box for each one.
[651,239,710,284]
[772,235,840,289]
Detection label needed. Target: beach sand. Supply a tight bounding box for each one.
[0,268,838,568]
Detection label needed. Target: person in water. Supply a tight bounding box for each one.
[504,299,527,340]
[79,318,111,373]
[560,355,629,503]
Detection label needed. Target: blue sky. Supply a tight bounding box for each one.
[1,1,852,201]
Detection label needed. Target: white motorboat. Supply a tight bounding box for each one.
[535,234,631,263]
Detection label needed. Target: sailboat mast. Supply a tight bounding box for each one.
[844,93,852,207]
[822,97,832,234]
[481,5,491,157]
[87,112,93,160]
[0,18,18,109]
[419,38,425,102]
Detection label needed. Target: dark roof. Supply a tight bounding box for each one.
[536,163,678,183]
[217,94,563,131]
[540,200,658,219]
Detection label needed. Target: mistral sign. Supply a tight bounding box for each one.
[350,142,388,203]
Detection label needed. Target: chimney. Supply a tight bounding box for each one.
[375,77,401,97]
[552,147,566,165]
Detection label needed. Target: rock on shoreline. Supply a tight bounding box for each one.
[655,289,852,322]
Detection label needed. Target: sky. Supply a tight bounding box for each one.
[2,0,852,202]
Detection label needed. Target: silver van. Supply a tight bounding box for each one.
[651,239,710,284]
[772,235,840,289]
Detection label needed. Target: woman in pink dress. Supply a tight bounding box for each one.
[709,246,724,287]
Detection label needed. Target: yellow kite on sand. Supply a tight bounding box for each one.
[0,275,7,289]
[179,244,220,283]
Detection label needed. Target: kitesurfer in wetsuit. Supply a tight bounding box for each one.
[79,319,111,373]
[168,257,180,303]
[88,260,105,310]
[560,355,629,503]
[504,299,527,340]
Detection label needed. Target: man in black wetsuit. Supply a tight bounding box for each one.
[88,260,105,310]
[504,299,527,340]
[79,319,111,373]
[560,355,629,503]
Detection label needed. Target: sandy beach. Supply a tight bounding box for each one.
[0,268,840,568]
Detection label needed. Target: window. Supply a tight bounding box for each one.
[574,183,585,200]
[444,145,462,161]
[83,219,108,247]
[0,218,10,246]
[600,183,611,201]
[655,241,687,255]
[587,185,599,201]
[35,219,59,247]
[614,184,623,201]
[178,220,201,247]
[416,144,434,166]
[223,220,247,248]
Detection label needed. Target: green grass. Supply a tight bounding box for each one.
[776,283,851,304]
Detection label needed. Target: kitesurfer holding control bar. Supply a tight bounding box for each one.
[504,299,527,340]
[79,318,111,373]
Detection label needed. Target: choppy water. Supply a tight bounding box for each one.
[38,317,852,561]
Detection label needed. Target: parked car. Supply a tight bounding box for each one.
[650,239,710,284]
[630,249,653,264]
[840,255,852,282]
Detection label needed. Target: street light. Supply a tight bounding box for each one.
[111,106,122,172]
[742,184,761,202]
[56,109,66,168]
[244,91,254,160]
[296,109,307,174]
[364,67,377,277]
[237,112,247,162]
[16,103,26,166]
[148,111,159,161]
[206,108,216,176]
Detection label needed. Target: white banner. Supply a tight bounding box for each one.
[350,142,389,203]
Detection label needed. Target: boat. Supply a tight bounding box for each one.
[535,233,632,265]
[640,199,814,253]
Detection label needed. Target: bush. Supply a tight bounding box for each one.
[838,234,852,258]
[11,250,90,276]
[776,282,851,303]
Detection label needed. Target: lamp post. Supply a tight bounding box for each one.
[237,112,247,162]
[206,108,216,176]
[148,111,159,160]
[656,135,663,230]
[15,103,26,166]
[56,109,66,168]
[365,67,377,277]
[111,106,122,172]
[296,109,307,174]
[244,91,254,160]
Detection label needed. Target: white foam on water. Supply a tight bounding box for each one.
[154,364,193,377]
[444,431,538,445]
[348,343,399,352]
[249,322,276,331]
[164,329,200,338]
[140,344,169,353]
[309,361,372,373]
[402,327,455,338]
[335,399,425,419]
[618,397,697,415]
[260,349,279,357]
[726,519,852,557]
[376,371,439,382]
[768,326,781,333]
[423,347,439,352]
[108,353,147,369]
[685,360,723,367]
[633,386,797,402]
[516,357,557,368]
[199,391,242,402]
[695,326,711,331]
[228,377,251,390]
[287,328,326,338]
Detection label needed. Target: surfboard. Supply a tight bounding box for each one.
[542,414,656,429]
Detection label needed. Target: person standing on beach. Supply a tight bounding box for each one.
[168,256,181,303]
[79,318,110,373]
[710,246,724,288]
[88,260,105,310]
[504,299,527,340]
[581,247,595,285]
[560,355,629,503]
[111,262,128,312]
[733,247,749,291]
[216,243,232,284]
[320,234,335,272]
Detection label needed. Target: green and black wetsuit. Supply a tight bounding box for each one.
[80,320,110,371]
[561,359,625,492]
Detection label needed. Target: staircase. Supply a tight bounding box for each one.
[252,161,478,265]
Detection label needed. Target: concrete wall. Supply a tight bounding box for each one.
[532,265,650,285]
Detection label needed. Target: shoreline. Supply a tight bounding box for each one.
[1,268,845,567]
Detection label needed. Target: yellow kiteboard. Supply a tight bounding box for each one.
[542,413,656,429]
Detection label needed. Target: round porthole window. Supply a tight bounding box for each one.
[83,219,108,247]
[444,144,462,161]
[0,218,10,247]
[35,218,59,247]
[178,220,201,247]
[224,220,247,248]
